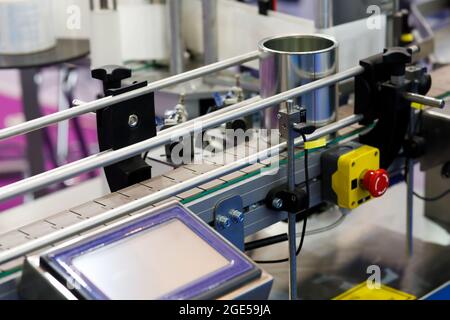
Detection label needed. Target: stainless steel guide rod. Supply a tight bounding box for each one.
[0,51,262,140]
[0,66,364,203]
[0,114,363,265]
[0,66,365,203]
[403,91,446,109]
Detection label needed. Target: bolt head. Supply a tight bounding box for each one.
[229,209,244,223]
[128,114,139,127]
[272,198,283,209]
[277,113,282,119]
[216,215,231,229]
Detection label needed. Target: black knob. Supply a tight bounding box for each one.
[382,47,412,77]
[91,65,132,94]
[403,136,426,159]
[441,162,450,179]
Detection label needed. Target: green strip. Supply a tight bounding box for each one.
[436,91,450,100]
[180,170,261,205]
[0,266,22,280]
[124,60,168,73]
[181,125,371,205]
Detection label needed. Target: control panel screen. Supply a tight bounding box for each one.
[72,218,230,299]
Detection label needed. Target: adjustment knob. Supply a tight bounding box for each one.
[362,169,389,198]
[91,65,132,93]
[382,47,412,77]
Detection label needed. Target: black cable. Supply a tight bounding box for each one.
[405,162,449,203]
[404,135,450,202]
[404,111,450,202]
[254,219,307,264]
[244,211,346,251]
[253,134,310,264]
[414,109,423,134]
[245,233,288,251]
[300,212,346,236]
[301,133,310,197]
[413,189,450,202]
[297,215,307,253]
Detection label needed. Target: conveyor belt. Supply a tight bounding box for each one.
[0,125,369,276]
[1,64,449,278]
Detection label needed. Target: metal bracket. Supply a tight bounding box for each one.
[92,65,157,192]
[213,196,244,251]
[278,107,301,141]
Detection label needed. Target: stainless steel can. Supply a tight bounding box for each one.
[259,34,339,128]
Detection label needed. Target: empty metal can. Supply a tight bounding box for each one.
[259,34,338,128]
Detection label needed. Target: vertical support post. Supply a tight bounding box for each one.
[406,108,415,256]
[386,0,401,47]
[285,99,298,300]
[202,0,218,65]
[168,0,184,75]
[57,66,70,165]
[19,68,47,199]
[316,0,333,29]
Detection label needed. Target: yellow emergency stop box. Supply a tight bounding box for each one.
[321,143,381,209]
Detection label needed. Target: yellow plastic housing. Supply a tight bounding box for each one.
[331,145,380,209]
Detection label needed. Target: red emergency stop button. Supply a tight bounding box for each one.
[362,169,389,197]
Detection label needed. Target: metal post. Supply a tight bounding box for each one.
[406,108,415,256]
[287,197,298,300]
[19,69,46,199]
[0,66,364,203]
[386,0,400,47]
[168,0,184,74]
[316,0,333,29]
[202,0,218,65]
[285,99,299,300]
[0,114,363,265]
[56,67,70,165]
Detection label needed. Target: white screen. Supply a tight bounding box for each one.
[72,219,230,300]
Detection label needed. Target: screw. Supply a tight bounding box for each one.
[235,74,241,87]
[179,93,185,105]
[229,209,244,223]
[272,198,283,209]
[286,99,294,113]
[72,99,86,106]
[216,215,231,229]
[128,114,139,127]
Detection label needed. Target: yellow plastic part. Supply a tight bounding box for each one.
[304,137,327,150]
[331,145,380,209]
[411,102,425,110]
[401,33,414,43]
[333,282,416,300]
